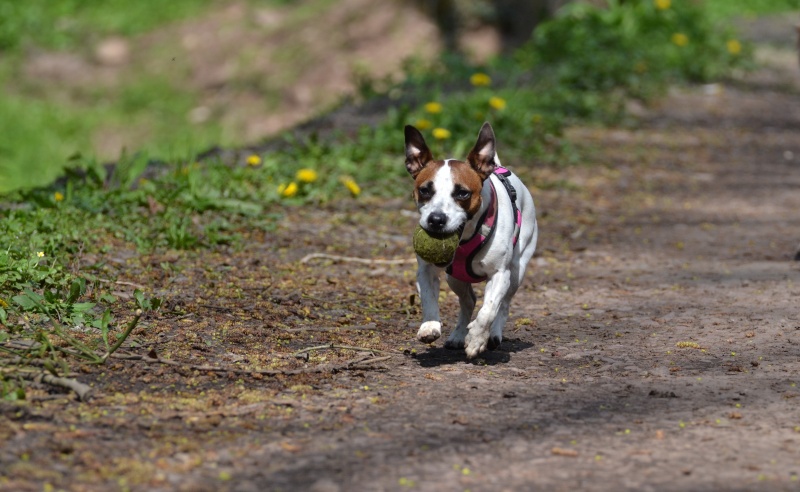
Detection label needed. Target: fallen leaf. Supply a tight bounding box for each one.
[551,447,578,457]
[280,441,302,453]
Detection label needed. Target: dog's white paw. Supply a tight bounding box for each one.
[417,321,442,344]
[464,324,489,359]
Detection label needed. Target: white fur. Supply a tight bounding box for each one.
[414,154,538,359]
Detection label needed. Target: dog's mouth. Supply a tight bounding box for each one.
[421,223,465,239]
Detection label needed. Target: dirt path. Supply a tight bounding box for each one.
[4,50,800,492]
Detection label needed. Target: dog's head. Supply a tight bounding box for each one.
[404,122,497,234]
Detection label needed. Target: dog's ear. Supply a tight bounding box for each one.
[404,125,434,179]
[467,122,497,181]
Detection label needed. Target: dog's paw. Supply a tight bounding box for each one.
[487,335,502,351]
[444,338,465,350]
[417,321,442,344]
[464,326,489,359]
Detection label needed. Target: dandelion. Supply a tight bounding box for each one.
[246,154,262,166]
[54,191,64,202]
[37,252,44,258]
[432,128,451,140]
[671,33,689,47]
[341,177,361,197]
[726,39,742,55]
[296,168,318,183]
[0,298,7,308]
[415,118,432,130]
[424,102,443,114]
[278,182,298,198]
[470,72,492,86]
[489,96,507,110]
[654,0,670,10]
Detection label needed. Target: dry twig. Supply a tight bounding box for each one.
[300,253,415,265]
[16,372,93,401]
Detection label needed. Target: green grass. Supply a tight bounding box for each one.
[703,0,800,20]
[0,0,303,193]
[0,0,217,51]
[0,75,225,194]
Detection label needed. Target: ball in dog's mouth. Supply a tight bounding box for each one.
[413,224,460,267]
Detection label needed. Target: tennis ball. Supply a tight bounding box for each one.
[413,225,459,266]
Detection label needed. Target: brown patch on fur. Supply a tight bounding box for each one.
[449,160,484,218]
[413,160,446,203]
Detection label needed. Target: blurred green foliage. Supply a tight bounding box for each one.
[517,0,753,97]
[0,0,215,50]
[703,0,800,19]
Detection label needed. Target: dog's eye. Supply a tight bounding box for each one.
[453,189,472,201]
[418,185,433,199]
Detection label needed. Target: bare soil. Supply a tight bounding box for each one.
[4,20,800,492]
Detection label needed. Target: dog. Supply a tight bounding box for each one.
[405,122,538,359]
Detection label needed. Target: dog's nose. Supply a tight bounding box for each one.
[427,212,447,231]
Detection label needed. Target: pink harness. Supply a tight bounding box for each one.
[446,167,522,283]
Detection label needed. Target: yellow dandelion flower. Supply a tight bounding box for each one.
[246,154,262,166]
[415,118,432,130]
[54,191,64,202]
[726,39,742,55]
[0,298,7,308]
[278,182,298,198]
[296,168,318,183]
[424,102,443,114]
[341,177,361,197]
[671,33,689,47]
[37,252,44,258]
[432,128,451,140]
[489,96,507,110]
[470,73,492,86]
[654,0,670,10]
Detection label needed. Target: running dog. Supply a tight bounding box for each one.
[405,122,538,358]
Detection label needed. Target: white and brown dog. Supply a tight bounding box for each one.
[405,122,538,359]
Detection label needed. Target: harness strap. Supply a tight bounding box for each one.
[494,167,521,245]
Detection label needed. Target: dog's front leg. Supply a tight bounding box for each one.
[416,261,442,343]
[444,275,475,350]
[465,269,511,358]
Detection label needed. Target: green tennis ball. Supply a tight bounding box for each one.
[413,225,459,266]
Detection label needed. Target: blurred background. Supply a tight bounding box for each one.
[0,0,797,194]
